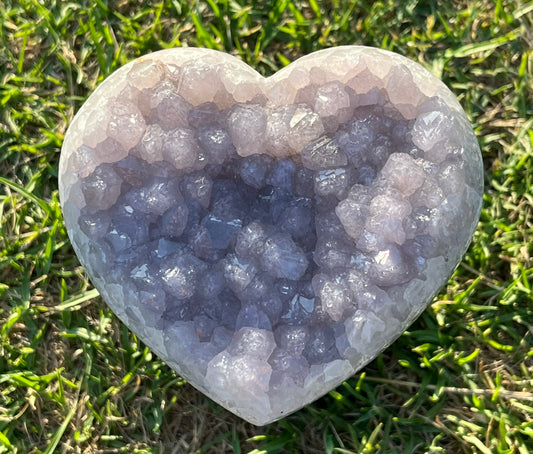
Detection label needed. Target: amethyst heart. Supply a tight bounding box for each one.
[59,46,483,425]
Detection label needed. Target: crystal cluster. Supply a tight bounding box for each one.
[59,46,483,425]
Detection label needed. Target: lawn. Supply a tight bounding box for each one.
[0,0,532,452]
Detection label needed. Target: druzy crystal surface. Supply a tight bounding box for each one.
[59,46,483,425]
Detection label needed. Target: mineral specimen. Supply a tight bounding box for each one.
[59,46,483,425]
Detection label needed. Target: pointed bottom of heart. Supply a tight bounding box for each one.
[95,254,450,425]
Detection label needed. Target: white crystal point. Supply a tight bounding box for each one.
[59,46,483,426]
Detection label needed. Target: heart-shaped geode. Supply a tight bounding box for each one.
[59,46,483,425]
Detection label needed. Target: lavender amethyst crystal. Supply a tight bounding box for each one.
[59,46,483,425]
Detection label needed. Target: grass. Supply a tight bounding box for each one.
[0,0,532,452]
